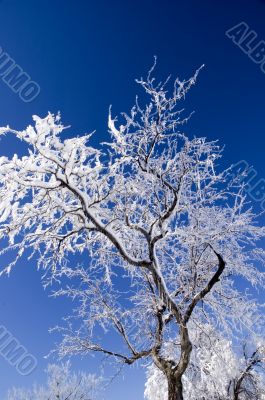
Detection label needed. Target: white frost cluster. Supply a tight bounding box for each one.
[6,362,102,400]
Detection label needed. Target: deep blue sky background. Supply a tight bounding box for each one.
[0,0,265,398]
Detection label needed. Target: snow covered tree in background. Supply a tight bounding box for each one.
[232,342,265,400]
[6,362,102,400]
[0,61,265,399]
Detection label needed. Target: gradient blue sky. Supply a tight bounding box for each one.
[0,0,265,398]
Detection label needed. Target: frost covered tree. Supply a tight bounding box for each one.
[6,362,102,400]
[231,342,265,400]
[0,62,265,400]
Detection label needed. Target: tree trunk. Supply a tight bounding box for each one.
[234,382,241,400]
[165,325,192,400]
[167,374,183,400]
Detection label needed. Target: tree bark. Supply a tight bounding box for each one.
[167,374,183,400]
[165,325,192,400]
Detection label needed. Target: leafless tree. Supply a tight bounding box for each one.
[0,62,264,399]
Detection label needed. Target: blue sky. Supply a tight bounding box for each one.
[0,0,265,398]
